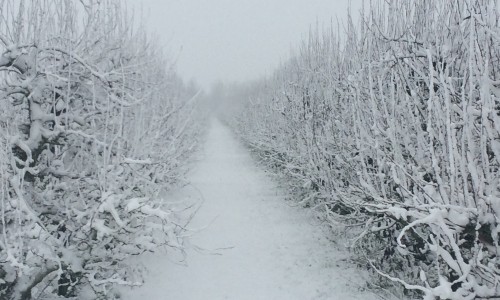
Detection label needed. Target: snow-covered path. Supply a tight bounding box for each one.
[122,119,377,300]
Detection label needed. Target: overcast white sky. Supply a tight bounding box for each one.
[129,0,363,90]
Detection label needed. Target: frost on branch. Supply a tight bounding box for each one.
[224,1,500,299]
[0,0,200,299]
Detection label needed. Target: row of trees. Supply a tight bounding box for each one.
[0,1,201,299]
[225,1,500,299]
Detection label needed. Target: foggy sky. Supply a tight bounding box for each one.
[130,0,363,91]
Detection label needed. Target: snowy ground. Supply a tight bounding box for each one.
[120,119,382,300]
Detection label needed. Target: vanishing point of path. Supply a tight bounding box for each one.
[122,119,378,300]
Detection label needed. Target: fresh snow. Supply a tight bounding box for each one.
[121,119,380,300]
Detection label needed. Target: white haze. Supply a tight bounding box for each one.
[129,0,364,90]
